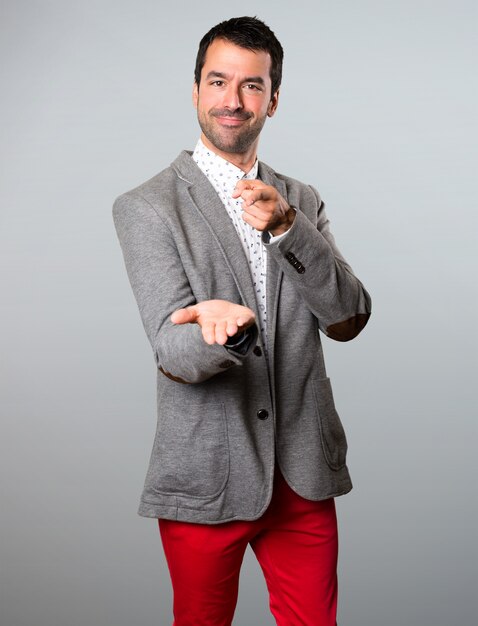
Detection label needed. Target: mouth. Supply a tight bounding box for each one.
[211,110,252,127]
[215,116,247,127]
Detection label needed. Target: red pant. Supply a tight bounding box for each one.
[158,469,338,626]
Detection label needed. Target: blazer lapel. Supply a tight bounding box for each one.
[172,151,260,319]
[258,161,288,360]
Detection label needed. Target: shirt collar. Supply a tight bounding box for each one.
[192,138,258,191]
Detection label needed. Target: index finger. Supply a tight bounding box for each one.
[242,188,268,206]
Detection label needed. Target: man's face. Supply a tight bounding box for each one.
[193,38,279,158]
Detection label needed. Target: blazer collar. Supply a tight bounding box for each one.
[171,150,286,197]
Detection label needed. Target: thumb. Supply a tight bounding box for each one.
[171,306,198,325]
[232,179,261,198]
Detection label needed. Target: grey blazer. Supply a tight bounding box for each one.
[113,151,371,523]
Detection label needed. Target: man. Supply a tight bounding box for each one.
[113,16,371,626]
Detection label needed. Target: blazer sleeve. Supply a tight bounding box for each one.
[113,191,257,384]
[264,186,371,341]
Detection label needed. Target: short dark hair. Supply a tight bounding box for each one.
[194,16,284,96]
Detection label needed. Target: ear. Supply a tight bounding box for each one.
[192,82,199,108]
[267,90,280,118]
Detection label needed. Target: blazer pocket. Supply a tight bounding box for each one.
[313,378,348,471]
[147,401,229,499]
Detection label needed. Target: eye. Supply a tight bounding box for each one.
[211,80,224,87]
[244,84,261,91]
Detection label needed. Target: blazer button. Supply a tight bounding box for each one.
[218,360,234,369]
[257,409,269,420]
[253,346,262,357]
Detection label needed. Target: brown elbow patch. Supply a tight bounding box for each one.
[326,313,371,342]
[159,366,191,384]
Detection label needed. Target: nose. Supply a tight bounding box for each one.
[222,84,243,111]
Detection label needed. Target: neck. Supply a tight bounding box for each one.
[200,134,258,173]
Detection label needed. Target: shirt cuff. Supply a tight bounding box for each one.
[224,324,258,356]
[268,229,290,243]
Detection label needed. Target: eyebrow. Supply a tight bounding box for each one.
[205,71,266,85]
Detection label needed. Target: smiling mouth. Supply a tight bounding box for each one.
[215,116,247,126]
[211,109,252,125]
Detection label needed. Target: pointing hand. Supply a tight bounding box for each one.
[232,179,295,236]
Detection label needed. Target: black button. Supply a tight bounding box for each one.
[286,251,305,272]
[218,360,234,369]
[257,409,269,420]
[253,346,262,357]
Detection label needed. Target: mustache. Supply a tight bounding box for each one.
[211,109,252,120]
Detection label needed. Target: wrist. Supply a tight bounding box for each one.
[270,206,296,236]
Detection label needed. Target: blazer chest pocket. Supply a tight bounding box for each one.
[313,378,348,471]
[146,401,230,499]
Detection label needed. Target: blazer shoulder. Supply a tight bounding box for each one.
[112,151,195,219]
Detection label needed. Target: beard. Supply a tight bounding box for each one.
[197,106,268,154]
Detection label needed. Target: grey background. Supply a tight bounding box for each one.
[1,0,476,624]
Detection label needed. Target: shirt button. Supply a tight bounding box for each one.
[253,346,262,357]
[257,409,269,420]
